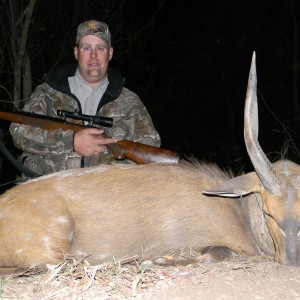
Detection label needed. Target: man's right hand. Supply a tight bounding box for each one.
[73,128,117,157]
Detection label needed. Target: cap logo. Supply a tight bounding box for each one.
[87,21,99,31]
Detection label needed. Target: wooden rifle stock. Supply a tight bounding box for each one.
[0,111,180,164]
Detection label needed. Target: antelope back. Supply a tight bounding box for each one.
[0,162,260,270]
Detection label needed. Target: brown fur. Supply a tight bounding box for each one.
[0,161,265,274]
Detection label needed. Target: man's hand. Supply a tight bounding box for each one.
[74,128,117,157]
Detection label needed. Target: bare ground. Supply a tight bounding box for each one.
[1,254,299,300]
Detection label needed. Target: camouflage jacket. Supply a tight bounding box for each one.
[10,64,161,175]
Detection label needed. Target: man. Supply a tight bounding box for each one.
[10,20,161,176]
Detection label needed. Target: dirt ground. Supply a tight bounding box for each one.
[1,254,299,300]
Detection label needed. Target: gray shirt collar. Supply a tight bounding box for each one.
[68,69,109,115]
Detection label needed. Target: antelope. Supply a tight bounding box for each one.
[0,52,299,276]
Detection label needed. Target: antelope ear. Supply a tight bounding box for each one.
[203,172,260,198]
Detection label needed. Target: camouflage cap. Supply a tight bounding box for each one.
[76,20,111,45]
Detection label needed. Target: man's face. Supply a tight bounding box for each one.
[74,35,113,87]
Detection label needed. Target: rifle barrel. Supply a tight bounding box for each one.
[0,111,180,164]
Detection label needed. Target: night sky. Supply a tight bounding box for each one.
[1,0,300,185]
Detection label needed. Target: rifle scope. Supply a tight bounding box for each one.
[57,110,113,128]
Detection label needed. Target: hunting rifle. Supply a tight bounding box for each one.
[0,110,180,165]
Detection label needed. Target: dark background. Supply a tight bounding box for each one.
[1,0,300,188]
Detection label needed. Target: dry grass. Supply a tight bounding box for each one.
[0,256,165,299]
[0,251,214,299]
[0,254,288,300]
